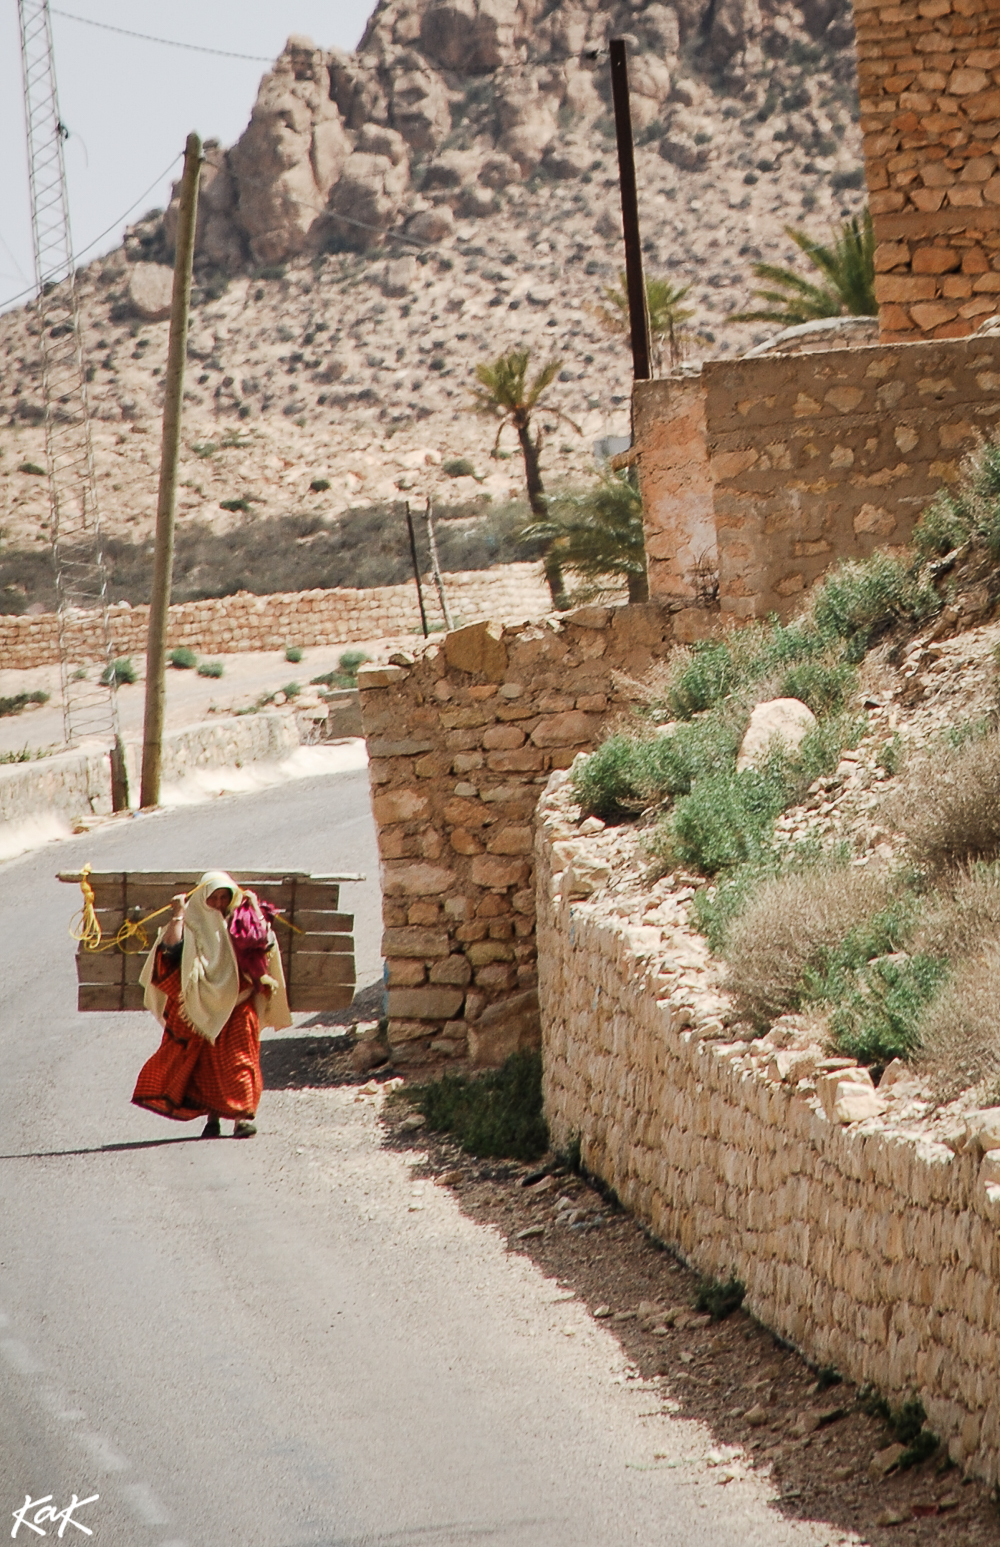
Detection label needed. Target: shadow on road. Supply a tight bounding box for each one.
[0,1135,201,1160]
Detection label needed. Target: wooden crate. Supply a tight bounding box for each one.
[59,871,359,1015]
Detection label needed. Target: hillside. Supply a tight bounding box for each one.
[0,0,864,614]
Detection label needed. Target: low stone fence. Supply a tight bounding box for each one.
[635,334,1000,623]
[0,711,300,833]
[535,772,1000,1486]
[0,563,551,670]
[357,604,679,1065]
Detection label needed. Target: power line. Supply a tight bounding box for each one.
[50,8,273,62]
[0,153,181,312]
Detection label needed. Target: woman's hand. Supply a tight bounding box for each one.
[162,893,186,949]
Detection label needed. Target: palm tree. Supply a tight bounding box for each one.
[519,468,649,603]
[732,208,877,327]
[595,273,694,373]
[470,348,580,608]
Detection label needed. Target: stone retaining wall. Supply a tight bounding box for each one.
[535,774,1000,1486]
[0,711,300,831]
[854,0,1000,342]
[0,564,551,670]
[635,335,1000,621]
[357,605,678,1064]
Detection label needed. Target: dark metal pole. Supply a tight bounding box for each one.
[609,38,651,381]
[405,502,429,637]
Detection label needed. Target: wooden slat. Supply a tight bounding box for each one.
[292,910,353,934]
[78,984,124,1012]
[288,986,356,1012]
[291,954,356,987]
[123,985,147,1011]
[76,953,124,986]
[289,934,354,958]
[294,882,341,911]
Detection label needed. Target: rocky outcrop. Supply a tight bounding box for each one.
[155,0,860,269]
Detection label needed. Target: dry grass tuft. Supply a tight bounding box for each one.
[917,945,1000,1103]
[725,864,891,1029]
[913,863,1000,961]
[888,728,1000,874]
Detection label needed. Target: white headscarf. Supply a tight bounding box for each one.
[140,870,242,1043]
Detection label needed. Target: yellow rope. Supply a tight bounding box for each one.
[69,869,302,954]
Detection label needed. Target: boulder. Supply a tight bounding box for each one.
[419,0,517,73]
[391,67,451,152]
[444,620,507,680]
[456,183,497,218]
[128,263,173,321]
[381,255,419,296]
[405,206,455,243]
[478,153,522,190]
[736,698,817,772]
[543,143,591,180]
[816,1066,885,1124]
[327,151,409,251]
[468,989,541,1067]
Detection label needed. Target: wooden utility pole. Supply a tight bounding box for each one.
[140,131,202,809]
[609,39,651,381]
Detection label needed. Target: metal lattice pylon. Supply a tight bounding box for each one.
[18,0,120,749]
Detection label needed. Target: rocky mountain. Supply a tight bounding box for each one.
[0,0,864,611]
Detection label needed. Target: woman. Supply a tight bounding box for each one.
[133,870,291,1138]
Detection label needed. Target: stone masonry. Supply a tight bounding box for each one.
[536,770,1000,1487]
[0,563,551,671]
[854,0,1000,341]
[357,606,678,1064]
[635,333,1000,622]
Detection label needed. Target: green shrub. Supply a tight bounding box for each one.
[413,1050,548,1160]
[778,657,855,715]
[282,681,301,698]
[658,759,789,875]
[284,645,304,663]
[219,497,252,513]
[196,660,224,678]
[810,553,939,660]
[828,952,948,1070]
[443,457,476,478]
[573,713,744,821]
[99,658,136,686]
[168,647,197,670]
[18,462,45,476]
[0,745,43,763]
[0,689,50,717]
[339,649,369,676]
[693,1273,745,1321]
[309,478,331,492]
[913,436,1000,558]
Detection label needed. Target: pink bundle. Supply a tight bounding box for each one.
[228,894,279,988]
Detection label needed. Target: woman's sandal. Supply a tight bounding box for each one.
[201,1116,222,1139]
[233,1119,257,1139]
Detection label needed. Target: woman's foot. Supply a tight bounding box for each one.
[233,1119,257,1139]
[201,1115,222,1139]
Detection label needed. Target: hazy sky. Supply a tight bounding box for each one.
[0,1,374,312]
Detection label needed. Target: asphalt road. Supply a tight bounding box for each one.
[0,770,830,1547]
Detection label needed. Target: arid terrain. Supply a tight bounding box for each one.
[1,0,865,613]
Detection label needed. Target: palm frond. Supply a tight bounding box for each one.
[732,206,877,329]
[521,470,647,582]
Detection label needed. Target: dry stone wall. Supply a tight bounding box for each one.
[635,334,1000,622]
[357,605,678,1063]
[0,711,298,831]
[854,0,1000,341]
[0,564,550,671]
[535,775,1000,1486]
